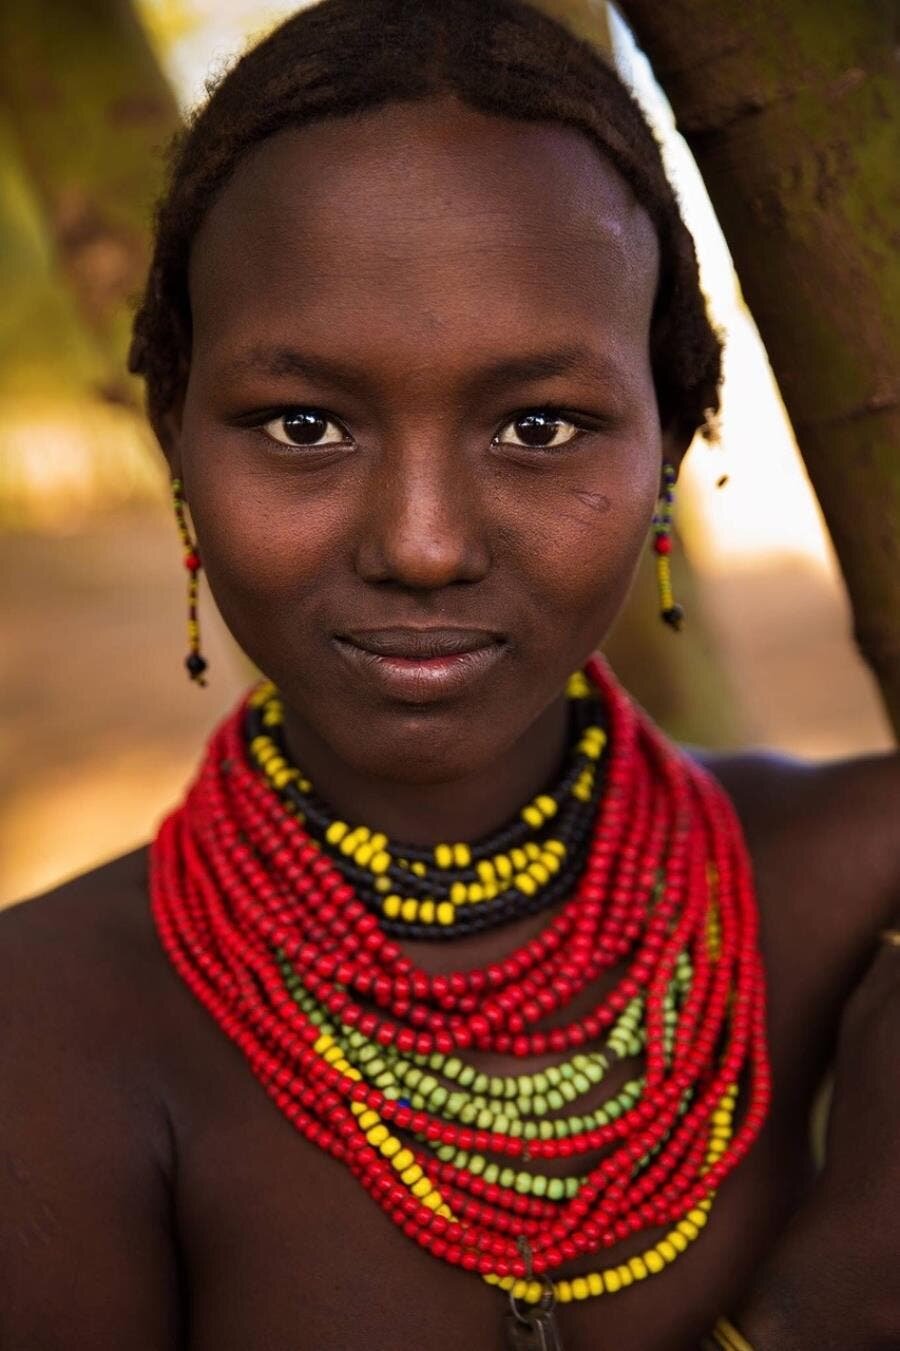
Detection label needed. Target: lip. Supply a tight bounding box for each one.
[338,627,502,658]
[333,628,506,703]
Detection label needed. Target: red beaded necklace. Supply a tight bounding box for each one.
[150,655,769,1325]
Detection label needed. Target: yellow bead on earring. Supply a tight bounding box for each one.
[171,477,209,684]
[652,461,684,630]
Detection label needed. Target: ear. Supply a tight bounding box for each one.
[151,396,186,484]
[659,420,694,487]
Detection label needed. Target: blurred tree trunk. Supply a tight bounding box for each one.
[0,113,107,405]
[0,0,740,745]
[531,0,613,52]
[602,532,738,748]
[0,0,180,404]
[619,0,900,739]
[531,0,738,745]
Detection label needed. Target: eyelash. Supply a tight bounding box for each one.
[491,408,595,452]
[253,405,599,452]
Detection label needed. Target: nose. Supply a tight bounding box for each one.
[354,436,491,590]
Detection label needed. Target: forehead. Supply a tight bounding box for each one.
[188,97,660,378]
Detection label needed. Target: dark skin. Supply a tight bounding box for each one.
[2,98,899,1351]
[176,99,665,840]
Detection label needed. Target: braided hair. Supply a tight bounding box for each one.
[129,0,721,442]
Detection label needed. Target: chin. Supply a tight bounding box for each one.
[340,709,504,786]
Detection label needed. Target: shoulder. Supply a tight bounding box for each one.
[2,843,153,952]
[0,842,261,1145]
[0,845,173,1153]
[0,849,184,1346]
[1,845,163,1020]
[686,743,900,919]
[687,744,900,864]
[686,744,900,1054]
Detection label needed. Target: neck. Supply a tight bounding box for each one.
[279,693,571,847]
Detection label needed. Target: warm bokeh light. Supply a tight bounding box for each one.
[609,6,836,575]
[1,0,891,909]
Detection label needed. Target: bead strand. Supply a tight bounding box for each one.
[149,654,769,1305]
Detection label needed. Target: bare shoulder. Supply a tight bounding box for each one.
[686,743,900,1049]
[0,848,184,1349]
[687,742,900,918]
[4,844,159,971]
[688,743,899,875]
[0,846,173,1100]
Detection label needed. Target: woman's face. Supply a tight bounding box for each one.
[172,97,676,786]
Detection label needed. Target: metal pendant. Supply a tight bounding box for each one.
[503,1304,565,1350]
[503,1262,564,1351]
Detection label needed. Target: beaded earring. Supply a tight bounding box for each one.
[652,461,685,631]
[171,476,208,685]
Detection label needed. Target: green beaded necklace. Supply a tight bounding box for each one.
[277,949,693,1200]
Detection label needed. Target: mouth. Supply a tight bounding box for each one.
[332,628,507,703]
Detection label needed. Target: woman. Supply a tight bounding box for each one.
[2,2,898,1348]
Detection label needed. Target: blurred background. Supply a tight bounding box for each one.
[1,0,893,908]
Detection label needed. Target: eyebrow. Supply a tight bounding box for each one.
[221,343,627,397]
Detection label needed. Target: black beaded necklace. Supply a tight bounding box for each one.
[244,671,609,940]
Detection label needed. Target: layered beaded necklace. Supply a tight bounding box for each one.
[150,655,770,1347]
[244,667,607,940]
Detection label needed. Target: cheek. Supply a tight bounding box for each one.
[179,395,660,676]
[191,491,347,693]
[502,464,658,646]
[182,445,348,618]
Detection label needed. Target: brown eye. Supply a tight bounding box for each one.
[263,409,346,447]
[494,411,579,449]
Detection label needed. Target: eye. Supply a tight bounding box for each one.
[261,408,348,448]
[493,409,581,450]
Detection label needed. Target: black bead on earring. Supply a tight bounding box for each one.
[652,462,685,631]
[171,477,209,685]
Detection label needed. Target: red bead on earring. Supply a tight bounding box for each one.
[652,462,684,631]
[171,477,209,684]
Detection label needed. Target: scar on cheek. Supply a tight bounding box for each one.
[569,488,612,514]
